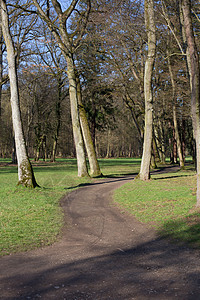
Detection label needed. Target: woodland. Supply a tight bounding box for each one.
[0,1,200,202]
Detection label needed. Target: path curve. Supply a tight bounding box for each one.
[1,171,200,299]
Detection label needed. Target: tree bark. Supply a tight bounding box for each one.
[167,53,184,168]
[51,77,62,162]
[154,122,165,163]
[182,0,200,206]
[139,0,156,180]
[76,75,102,176]
[66,55,89,177]
[0,17,2,120]
[1,0,38,187]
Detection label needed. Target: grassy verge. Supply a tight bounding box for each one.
[114,165,200,248]
[0,159,92,256]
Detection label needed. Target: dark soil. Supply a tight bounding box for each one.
[1,169,200,299]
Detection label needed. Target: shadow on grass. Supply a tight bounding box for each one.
[152,174,194,180]
[158,213,200,248]
[64,174,137,190]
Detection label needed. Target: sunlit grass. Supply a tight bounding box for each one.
[0,159,92,256]
[114,166,200,247]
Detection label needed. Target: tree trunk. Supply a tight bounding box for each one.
[167,52,184,168]
[1,0,38,187]
[76,74,102,176]
[51,77,62,162]
[11,135,17,164]
[0,18,3,120]
[173,128,178,164]
[154,122,165,163]
[66,55,89,177]
[139,0,156,180]
[173,105,184,167]
[182,0,200,206]
[105,128,111,159]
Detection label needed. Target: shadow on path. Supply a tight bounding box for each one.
[1,237,200,299]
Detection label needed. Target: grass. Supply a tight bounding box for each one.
[114,164,200,248]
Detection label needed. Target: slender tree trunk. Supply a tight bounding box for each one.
[167,52,184,168]
[173,105,184,167]
[51,77,62,162]
[66,55,89,177]
[139,0,156,180]
[106,128,111,159]
[76,74,102,176]
[154,123,165,163]
[173,128,178,163]
[151,137,157,169]
[52,139,57,162]
[182,0,200,206]
[158,120,166,163]
[1,0,38,187]
[11,135,17,164]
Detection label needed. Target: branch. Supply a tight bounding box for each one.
[161,0,185,55]
[63,0,79,21]
[73,0,91,50]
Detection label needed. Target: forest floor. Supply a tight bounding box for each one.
[1,166,200,299]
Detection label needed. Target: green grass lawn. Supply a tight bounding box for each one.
[0,159,92,256]
[114,164,200,248]
[0,157,199,256]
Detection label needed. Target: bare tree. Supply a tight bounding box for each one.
[0,0,38,187]
[31,0,102,177]
[139,0,156,180]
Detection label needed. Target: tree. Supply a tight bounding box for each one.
[139,0,156,180]
[181,0,200,206]
[0,0,38,187]
[31,0,102,177]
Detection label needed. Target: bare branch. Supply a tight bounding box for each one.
[161,0,185,55]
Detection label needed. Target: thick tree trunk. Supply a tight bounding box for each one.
[139,0,156,180]
[76,75,102,177]
[182,0,200,206]
[66,55,89,177]
[1,0,38,187]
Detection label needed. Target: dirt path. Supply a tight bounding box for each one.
[1,171,200,299]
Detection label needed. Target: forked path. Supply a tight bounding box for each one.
[1,170,200,299]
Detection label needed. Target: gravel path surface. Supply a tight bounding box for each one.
[1,171,200,299]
